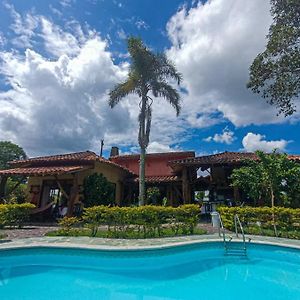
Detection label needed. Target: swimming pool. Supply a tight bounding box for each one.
[1,242,300,300]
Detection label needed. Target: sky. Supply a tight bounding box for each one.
[0,0,299,158]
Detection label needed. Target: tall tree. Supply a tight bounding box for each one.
[108,37,182,205]
[247,0,300,116]
[231,150,300,207]
[231,150,300,235]
[0,141,27,200]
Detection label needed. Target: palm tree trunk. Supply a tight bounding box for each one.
[138,94,147,206]
[139,147,146,206]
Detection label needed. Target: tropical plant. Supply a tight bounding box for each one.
[247,0,300,116]
[146,187,161,204]
[231,150,300,208]
[0,141,27,201]
[108,37,182,205]
[231,150,300,235]
[83,173,115,207]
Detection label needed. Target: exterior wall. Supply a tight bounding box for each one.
[112,152,194,177]
[26,161,129,207]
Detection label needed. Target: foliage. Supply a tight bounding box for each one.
[57,217,81,235]
[0,141,27,170]
[0,203,35,228]
[218,206,300,239]
[247,0,300,116]
[108,37,182,205]
[80,204,201,238]
[4,178,27,204]
[146,187,161,204]
[231,150,300,207]
[83,173,115,207]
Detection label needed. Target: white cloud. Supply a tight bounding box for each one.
[147,142,175,153]
[0,13,188,156]
[60,0,75,8]
[0,20,136,156]
[204,127,235,144]
[166,0,286,127]
[4,3,38,48]
[242,132,289,152]
[0,32,6,47]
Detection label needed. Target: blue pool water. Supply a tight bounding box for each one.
[1,242,300,300]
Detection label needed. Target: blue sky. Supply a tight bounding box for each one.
[0,0,299,158]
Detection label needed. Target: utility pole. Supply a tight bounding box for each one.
[100,139,104,157]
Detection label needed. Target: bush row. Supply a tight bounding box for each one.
[218,206,300,239]
[0,203,35,228]
[59,204,200,238]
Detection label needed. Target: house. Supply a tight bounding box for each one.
[0,151,135,216]
[0,148,195,216]
[110,149,196,206]
[170,151,300,206]
[1,149,299,216]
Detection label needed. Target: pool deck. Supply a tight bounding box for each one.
[1,233,300,251]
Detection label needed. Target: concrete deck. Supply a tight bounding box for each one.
[1,234,300,251]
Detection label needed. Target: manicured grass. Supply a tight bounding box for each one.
[244,226,300,240]
[46,227,207,239]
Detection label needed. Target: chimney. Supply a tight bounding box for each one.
[110,146,119,157]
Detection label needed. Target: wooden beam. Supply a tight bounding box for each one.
[67,174,79,217]
[54,176,69,199]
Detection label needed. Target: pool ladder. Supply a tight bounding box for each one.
[217,213,249,257]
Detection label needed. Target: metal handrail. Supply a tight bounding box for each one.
[234,214,246,250]
[216,212,227,249]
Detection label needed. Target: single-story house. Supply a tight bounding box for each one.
[1,149,300,217]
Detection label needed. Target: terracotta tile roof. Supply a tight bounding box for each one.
[10,151,98,165]
[0,165,90,176]
[170,151,300,167]
[8,151,135,176]
[134,175,180,183]
[111,151,195,160]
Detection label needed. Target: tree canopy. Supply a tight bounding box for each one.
[247,0,300,116]
[231,150,300,208]
[0,141,27,170]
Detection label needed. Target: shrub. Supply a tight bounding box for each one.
[0,203,35,228]
[83,173,115,207]
[82,204,200,238]
[218,206,300,239]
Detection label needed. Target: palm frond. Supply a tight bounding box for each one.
[154,53,183,85]
[108,76,138,108]
[150,81,181,116]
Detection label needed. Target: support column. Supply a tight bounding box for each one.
[115,180,123,206]
[182,167,191,204]
[0,175,8,203]
[67,174,79,217]
[233,186,240,203]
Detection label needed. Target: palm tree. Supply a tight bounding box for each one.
[108,37,182,205]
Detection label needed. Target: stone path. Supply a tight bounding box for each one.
[0,222,218,240]
[1,225,56,239]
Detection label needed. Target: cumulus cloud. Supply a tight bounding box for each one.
[242,133,289,152]
[0,20,137,156]
[147,142,175,153]
[0,10,187,156]
[204,127,235,144]
[166,0,286,127]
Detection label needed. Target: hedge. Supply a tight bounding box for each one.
[69,204,201,238]
[0,203,35,228]
[218,206,300,239]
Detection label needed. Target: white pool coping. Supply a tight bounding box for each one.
[1,234,300,252]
